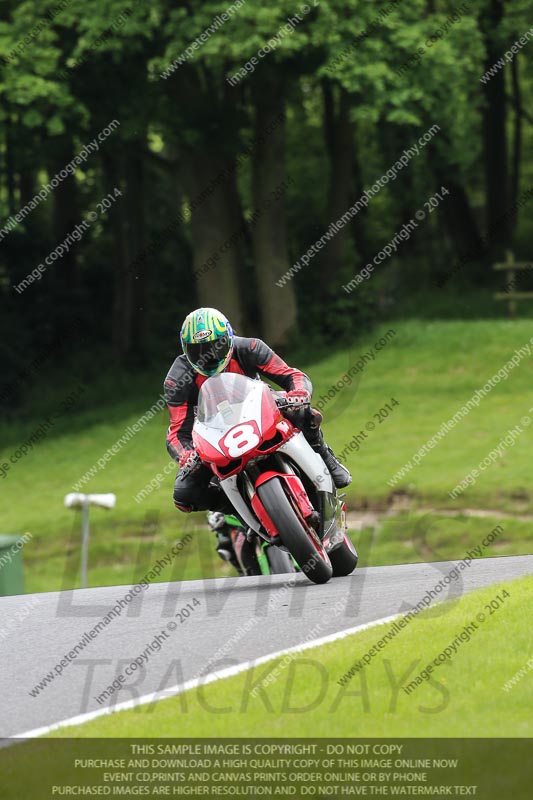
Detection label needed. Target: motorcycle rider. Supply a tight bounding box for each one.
[164,307,351,519]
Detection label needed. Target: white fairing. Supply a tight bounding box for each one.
[219,475,264,534]
[194,375,266,457]
[277,431,334,493]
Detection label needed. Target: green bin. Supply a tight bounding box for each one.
[0,535,26,596]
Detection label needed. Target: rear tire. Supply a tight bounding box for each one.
[329,535,358,577]
[266,545,297,575]
[257,477,332,584]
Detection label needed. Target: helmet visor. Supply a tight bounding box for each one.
[184,334,231,374]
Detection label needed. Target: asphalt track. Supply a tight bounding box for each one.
[1,554,532,739]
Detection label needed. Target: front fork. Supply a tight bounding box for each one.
[256,454,346,552]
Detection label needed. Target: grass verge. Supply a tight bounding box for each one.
[43,574,533,738]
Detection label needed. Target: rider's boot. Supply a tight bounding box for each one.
[292,406,352,489]
[309,427,352,489]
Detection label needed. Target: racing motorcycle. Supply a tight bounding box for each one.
[190,372,358,585]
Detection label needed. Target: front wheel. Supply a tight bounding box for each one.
[256,477,332,585]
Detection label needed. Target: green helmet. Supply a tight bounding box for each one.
[180,307,234,377]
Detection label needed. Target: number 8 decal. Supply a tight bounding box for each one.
[221,422,260,458]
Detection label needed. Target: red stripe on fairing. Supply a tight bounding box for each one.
[262,353,307,391]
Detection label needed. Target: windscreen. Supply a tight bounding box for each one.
[197,372,270,430]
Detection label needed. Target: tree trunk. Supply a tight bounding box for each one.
[44,134,82,335]
[48,135,79,287]
[180,150,246,333]
[226,163,254,331]
[102,150,133,362]
[251,74,297,346]
[320,82,361,282]
[18,125,36,207]
[509,55,522,236]
[350,142,370,264]
[434,167,484,263]
[127,138,150,362]
[19,167,35,209]
[481,0,508,256]
[162,66,247,333]
[5,112,16,216]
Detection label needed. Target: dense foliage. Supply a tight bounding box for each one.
[1,0,532,397]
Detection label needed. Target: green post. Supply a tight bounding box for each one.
[0,535,26,596]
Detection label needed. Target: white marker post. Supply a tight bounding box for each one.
[64,493,116,588]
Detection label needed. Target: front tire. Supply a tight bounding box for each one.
[257,477,332,584]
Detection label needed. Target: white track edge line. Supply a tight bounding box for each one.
[7,612,400,745]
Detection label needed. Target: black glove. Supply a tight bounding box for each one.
[275,389,311,408]
[178,449,202,479]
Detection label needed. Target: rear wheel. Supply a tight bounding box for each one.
[257,477,332,584]
[329,535,358,577]
[266,545,297,575]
